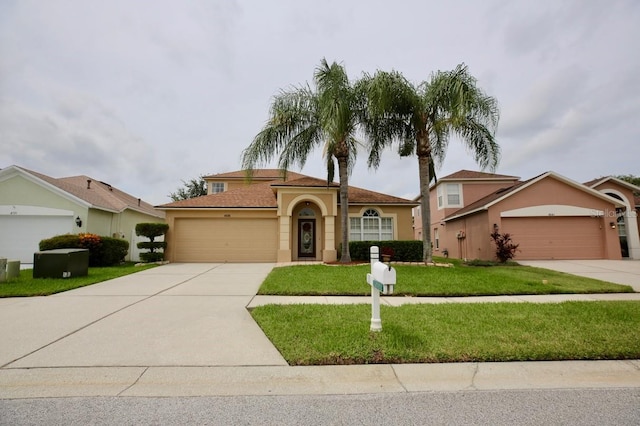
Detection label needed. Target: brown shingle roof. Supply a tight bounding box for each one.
[347,186,418,205]
[439,169,520,180]
[158,170,417,208]
[205,169,306,181]
[15,166,163,218]
[270,176,339,188]
[160,182,278,208]
[582,177,603,187]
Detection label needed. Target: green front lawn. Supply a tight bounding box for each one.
[258,262,633,296]
[251,301,640,365]
[0,263,158,297]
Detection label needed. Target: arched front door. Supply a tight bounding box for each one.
[298,207,316,258]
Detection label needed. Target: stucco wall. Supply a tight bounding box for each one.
[87,209,113,237]
[439,211,490,260]
[0,174,86,220]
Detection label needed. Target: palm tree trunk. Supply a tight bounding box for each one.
[337,156,352,263]
[418,154,433,264]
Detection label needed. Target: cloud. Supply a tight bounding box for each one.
[1,0,639,205]
[0,94,159,190]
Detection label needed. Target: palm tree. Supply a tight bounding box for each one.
[360,64,500,263]
[242,58,363,263]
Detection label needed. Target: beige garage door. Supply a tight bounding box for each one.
[173,218,278,262]
[503,217,603,260]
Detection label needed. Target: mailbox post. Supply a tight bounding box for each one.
[366,246,396,331]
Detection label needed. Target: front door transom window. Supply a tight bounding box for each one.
[299,207,315,217]
[350,209,393,241]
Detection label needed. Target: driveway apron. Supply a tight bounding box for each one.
[0,263,287,368]
[518,260,640,292]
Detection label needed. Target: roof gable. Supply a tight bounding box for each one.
[444,171,625,222]
[585,176,640,193]
[0,165,163,218]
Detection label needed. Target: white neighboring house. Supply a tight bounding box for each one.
[0,165,165,264]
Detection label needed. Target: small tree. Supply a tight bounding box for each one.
[490,232,519,263]
[136,223,169,263]
[168,175,207,201]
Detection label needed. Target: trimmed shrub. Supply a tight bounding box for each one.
[348,240,423,262]
[97,237,129,266]
[137,241,168,250]
[39,234,128,267]
[136,222,169,263]
[39,234,81,251]
[139,252,165,263]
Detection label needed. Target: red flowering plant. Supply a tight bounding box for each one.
[380,246,394,262]
[78,233,102,252]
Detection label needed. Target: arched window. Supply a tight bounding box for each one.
[299,207,315,217]
[349,209,393,241]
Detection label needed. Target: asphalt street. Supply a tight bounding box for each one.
[1,388,639,425]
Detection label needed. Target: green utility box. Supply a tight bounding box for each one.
[33,249,89,279]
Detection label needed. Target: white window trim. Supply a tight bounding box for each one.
[437,183,463,209]
[210,182,226,194]
[349,208,396,241]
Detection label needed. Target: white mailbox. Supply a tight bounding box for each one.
[371,261,396,295]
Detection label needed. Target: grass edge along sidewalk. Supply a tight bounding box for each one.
[250,301,640,365]
[257,263,634,297]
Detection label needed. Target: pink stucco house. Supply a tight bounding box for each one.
[414,170,640,261]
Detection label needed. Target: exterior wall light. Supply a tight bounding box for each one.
[610,222,616,229]
[75,216,82,227]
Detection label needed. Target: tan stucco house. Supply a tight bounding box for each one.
[0,165,165,263]
[413,170,640,261]
[157,170,417,263]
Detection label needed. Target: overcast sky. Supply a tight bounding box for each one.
[1,0,638,205]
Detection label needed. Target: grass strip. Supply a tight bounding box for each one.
[251,301,640,365]
[257,264,633,296]
[0,263,158,297]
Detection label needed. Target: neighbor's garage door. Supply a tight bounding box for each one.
[173,218,278,262]
[0,215,73,263]
[502,217,603,260]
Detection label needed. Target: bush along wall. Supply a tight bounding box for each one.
[135,223,169,263]
[348,240,423,262]
[39,233,129,267]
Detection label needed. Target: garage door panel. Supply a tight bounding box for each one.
[173,218,277,262]
[0,215,73,263]
[503,217,603,260]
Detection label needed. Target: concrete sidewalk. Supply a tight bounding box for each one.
[1,261,639,399]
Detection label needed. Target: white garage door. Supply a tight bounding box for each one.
[173,218,278,262]
[503,217,603,260]
[0,214,73,263]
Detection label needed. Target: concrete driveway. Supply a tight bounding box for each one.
[0,263,287,368]
[1,261,639,399]
[518,260,640,292]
